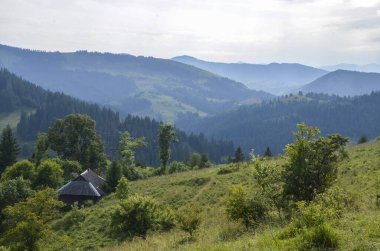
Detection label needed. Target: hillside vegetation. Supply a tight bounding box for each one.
[0,44,273,121]
[45,137,380,251]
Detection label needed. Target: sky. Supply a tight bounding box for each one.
[0,0,380,66]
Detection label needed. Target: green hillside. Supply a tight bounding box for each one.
[0,44,273,121]
[46,138,380,251]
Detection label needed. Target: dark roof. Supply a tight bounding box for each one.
[58,180,101,197]
[58,168,106,197]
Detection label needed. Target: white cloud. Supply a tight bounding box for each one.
[0,0,379,65]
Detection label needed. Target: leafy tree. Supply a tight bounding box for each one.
[47,114,106,171]
[110,195,174,238]
[0,188,64,251]
[105,160,123,192]
[282,123,349,202]
[33,160,64,189]
[187,153,201,167]
[158,124,177,172]
[199,154,210,169]
[0,125,20,173]
[1,160,36,182]
[263,147,272,157]
[177,207,202,238]
[30,133,49,166]
[0,177,33,211]
[234,147,244,163]
[115,177,129,200]
[358,135,368,144]
[225,185,268,229]
[118,131,146,177]
[52,158,82,182]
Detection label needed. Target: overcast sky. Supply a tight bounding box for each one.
[0,0,380,66]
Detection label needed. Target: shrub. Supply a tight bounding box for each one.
[110,195,174,238]
[33,160,64,189]
[217,165,239,175]
[167,161,191,174]
[218,222,245,241]
[115,177,129,200]
[176,207,202,237]
[225,185,268,229]
[0,177,33,211]
[1,160,36,181]
[297,224,339,250]
[59,203,86,230]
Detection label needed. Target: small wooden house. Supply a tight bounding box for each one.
[58,168,106,206]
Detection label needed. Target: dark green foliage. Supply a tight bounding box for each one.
[158,124,177,172]
[33,160,63,189]
[234,147,244,163]
[52,158,82,182]
[0,125,20,173]
[177,92,380,156]
[110,195,175,238]
[1,160,36,182]
[263,147,272,157]
[199,154,210,168]
[57,203,86,230]
[30,133,49,166]
[186,153,201,168]
[115,177,129,200]
[167,161,191,174]
[283,124,349,202]
[225,185,268,229]
[217,165,239,175]
[177,207,202,237]
[47,114,106,171]
[0,68,234,165]
[0,177,33,211]
[105,161,123,192]
[0,188,64,251]
[358,136,368,144]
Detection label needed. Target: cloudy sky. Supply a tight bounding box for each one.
[0,0,379,66]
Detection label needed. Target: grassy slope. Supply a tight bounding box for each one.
[52,139,380,251]
[0,108,35,131]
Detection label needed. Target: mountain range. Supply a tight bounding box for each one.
[300,70,380,96]
[172,55,328,95]
[321,63,380,73]
[0,44,272,122]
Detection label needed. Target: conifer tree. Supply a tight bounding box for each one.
[234,147,244,163]
[0,125,20,173]
[264,147,272,157]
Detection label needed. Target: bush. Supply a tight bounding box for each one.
[225,185,268,229]
[115,177,129,200]
[110,195,175,238]
[176,207,201,237]
[167,161,191,174]
[1,160,36,181]
[217,165,239,175]
[297,224,339,250]
[59,203,86,230]
[33,160,64,189]
[0,177,33,211]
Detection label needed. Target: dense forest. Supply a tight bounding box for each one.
[0,69,234,166]
[176,92,380,155]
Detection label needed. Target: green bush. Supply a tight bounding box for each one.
[110,195,175,238]
[1,160,36,181]
[217,165,239,175]
[225,185,268,229]
[33,160,64,189]
[176,207,201,237]
[115,177,129,200]
[59,203,86,230]
[167,161,191,174]
[297,224,339,250]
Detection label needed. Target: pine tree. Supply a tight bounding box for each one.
[158,124,177,173]
[105,160,123,192]
[234,147,244,163]
[264,147,272,157]
[0,125,20,173]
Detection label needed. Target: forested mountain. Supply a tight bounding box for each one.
[176,92,380,155]
[322,63,380,73]
[0,69,234,165]
[172,55,327,95]
[0,44,273,121]
[300,70,380,96]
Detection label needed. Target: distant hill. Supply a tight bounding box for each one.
[0,69,234,165]
[0,44,273,121]
[322,63,380,73]
[172,55,327,95]
[176,92,380,155]
[300,70,380,96]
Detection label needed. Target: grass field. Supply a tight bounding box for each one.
[49,139,380,251]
